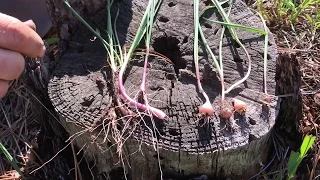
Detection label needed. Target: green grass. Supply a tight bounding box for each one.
[0,142,23,177]
[287,135,315,179]
[258,0,320,29]
[45,37,60,45]
[305,11,320,33]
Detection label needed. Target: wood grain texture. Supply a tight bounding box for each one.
[48,0,279,179]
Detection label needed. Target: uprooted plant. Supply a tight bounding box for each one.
[197,0,270,121]
[118,0,166,120]
[64,0,165,178]
[194,0,215,116]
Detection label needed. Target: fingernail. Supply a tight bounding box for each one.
[24,20,36,31]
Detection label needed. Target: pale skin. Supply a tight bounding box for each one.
[0,12,45,98]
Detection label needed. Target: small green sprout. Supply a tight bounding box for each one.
[287,135,315,179]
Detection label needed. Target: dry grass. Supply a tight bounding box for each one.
[0,77,41,178]
[248,0,320,179]
[0,43,78,179]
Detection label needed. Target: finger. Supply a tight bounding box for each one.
[0,80,9,98]
[24,20,36,31]
[0,13,45,58]
[0,48,25,80]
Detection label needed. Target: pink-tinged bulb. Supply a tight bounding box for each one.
[262,95,271,105]
[118,70,166,120]
[220,107,233,120]
[149,107,166,119]
[199,101,214,115]
[232,98,247,114]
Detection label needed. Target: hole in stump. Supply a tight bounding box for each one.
[233,40,241,48]
[233,57,243,62]
[214,28,219,35]
[81,97,94,107]
[153,36,186,74]
[166,73,176,80]
[249,134,258,142]
[204,0,211,6]
[267,53,271,60]
[248,117,256,125]
[168,2,176,7]
[153,154,165,160]
[204,23,212,29]
[168,128,179,136]
[159,16,169,23]
[182,36,188,44]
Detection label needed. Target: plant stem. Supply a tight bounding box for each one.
[63,1,114,65]
[140,0,156,92]
[118,59,166,119]
[194,0,214,115]
[107,0,117,71]
[218,0,233,102]
[254,10,269,95]
[198,27,222,76]
[118,0,166,119]
[211,0,252,95]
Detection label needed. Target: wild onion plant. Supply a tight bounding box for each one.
[118,0,166,119]
[64,0,165,119]
[194,0,215,115]
[211,0,252,96]
[216,0,236,119]
[199,0,269,119]
[254,10,272,104]
[64,0,123,72]
[65,1,165,179]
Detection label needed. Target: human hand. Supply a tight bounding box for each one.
[0,12,45,98]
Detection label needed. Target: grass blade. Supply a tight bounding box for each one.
[202,18,267,35]
[287,135,315,179]
[287,151,301,179]
[300,135,315,157]
[0,142,23,177]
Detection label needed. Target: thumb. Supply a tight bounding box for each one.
[23,20,36,31]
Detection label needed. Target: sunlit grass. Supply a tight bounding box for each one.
[287,135,315,179]
[257,0,320,30]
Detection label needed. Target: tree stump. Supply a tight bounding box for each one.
[48,0,280,179]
